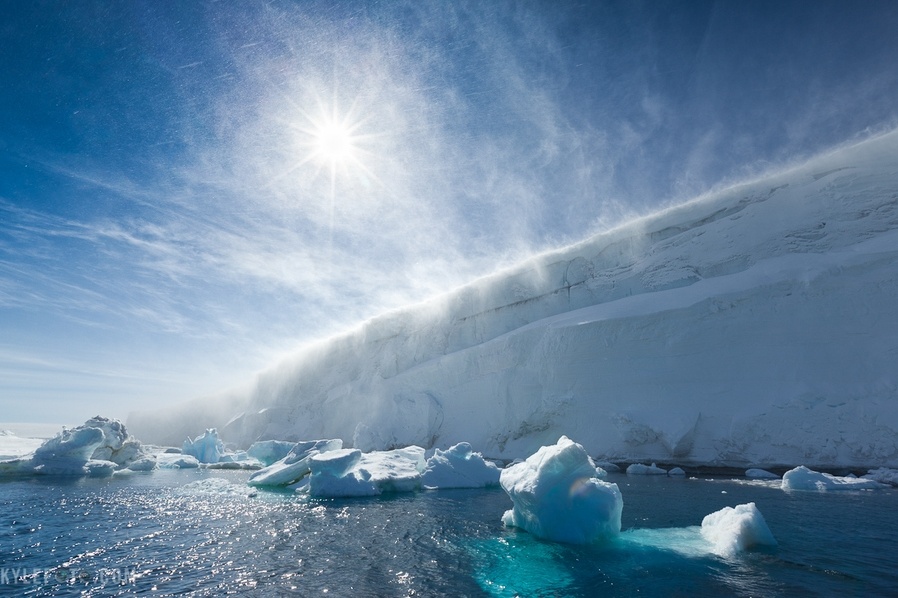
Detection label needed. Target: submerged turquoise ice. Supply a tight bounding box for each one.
[1,471,896,596]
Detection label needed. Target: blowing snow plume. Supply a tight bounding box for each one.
[130,129,898,468]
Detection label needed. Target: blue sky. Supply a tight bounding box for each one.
[2,0,897,424]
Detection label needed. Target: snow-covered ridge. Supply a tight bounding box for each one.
[130,130,898,468]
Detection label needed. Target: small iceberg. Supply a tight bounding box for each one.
[626,462,668,475]
[182,429,226,464]
[700,502,777,558]
[305,446,426,497]
[248,439,343,487]
[0,416,155,476]
[500,436,623,544]
[421,442,501,489]
[782,465,887,491]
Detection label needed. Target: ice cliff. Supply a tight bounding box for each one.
[130,130,898,468]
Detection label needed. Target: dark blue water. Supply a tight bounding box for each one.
[1,471,896,596]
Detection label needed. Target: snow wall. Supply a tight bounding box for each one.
[130,130,898,468]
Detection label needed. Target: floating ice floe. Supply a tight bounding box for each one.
[0,417,154,476]
[700,502,777,558]
[782,465,887,491]
[156,453,201,469]
[746,468,780,479]
[622,501,777,559]
[864,467,898,487]
[500,436,623,544]
[246,440,299,466]
[421,442,501,489]
[594,460,621,473]
[248,439,343,487]
[626,462,667,475]
[304,446,426,497]
[668,467,686,476]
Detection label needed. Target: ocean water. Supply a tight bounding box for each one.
[1,470,896,596]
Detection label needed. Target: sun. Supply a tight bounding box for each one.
[282,98,379,188]
[313,120,355,166]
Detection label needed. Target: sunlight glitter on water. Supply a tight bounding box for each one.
[1,470,896,597]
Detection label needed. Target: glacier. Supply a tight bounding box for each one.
[130,129,898,469]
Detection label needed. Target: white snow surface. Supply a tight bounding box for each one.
[781,465,887,491]
[130,130,898,469]
[0,431,44,460]
[500,436,623,544]
[700,502,777,558]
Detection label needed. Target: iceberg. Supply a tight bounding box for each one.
[700,502,777,558]
[421,442,501,489]
[307,449,377,497]
[626,463,667,475]
[248,439,342,487]
[304,446,426,498]
[156,453,201,469]
[782,465,887,491]
[500,436,623,544]
[746,468,779,479]
[182,429,225,464]
[0,417,154,476]
[864,467,898,487]
[246,440,299,466]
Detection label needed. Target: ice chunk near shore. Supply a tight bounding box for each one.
[182,429,225,464]
[500,436,623,544]
[782,465,887,491]
[626,462,667,475]
[248,439,342,487]
[421,442,501,489]
[701,502,777,558]
[746,468,780,479]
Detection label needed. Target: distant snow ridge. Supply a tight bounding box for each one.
[130,129,898,469]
